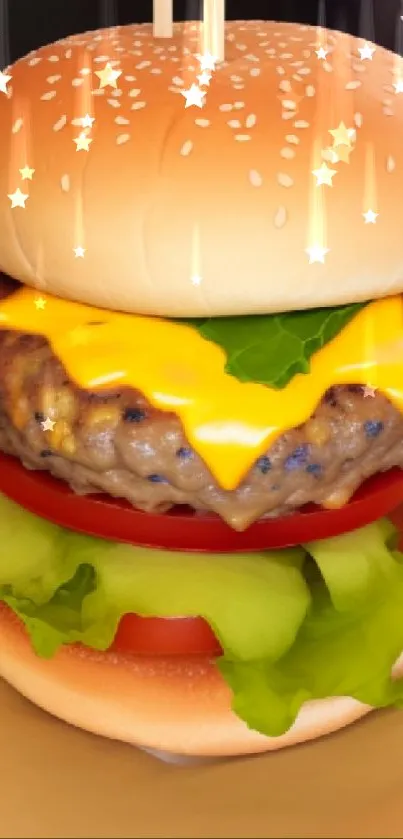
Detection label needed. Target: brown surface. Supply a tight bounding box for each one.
[1,677,403,839]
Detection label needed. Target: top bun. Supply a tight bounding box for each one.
[0,20,402,317]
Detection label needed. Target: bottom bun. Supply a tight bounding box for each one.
[0,604,402,757]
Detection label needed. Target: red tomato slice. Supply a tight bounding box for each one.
[111,614,222,657]
[1,450,403,552]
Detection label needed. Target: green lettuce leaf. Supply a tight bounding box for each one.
[181,302,365,388]
[1,493,403,740]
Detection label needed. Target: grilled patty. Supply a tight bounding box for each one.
[1,277,403,531]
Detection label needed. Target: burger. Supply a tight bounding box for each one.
[1,19,403,760]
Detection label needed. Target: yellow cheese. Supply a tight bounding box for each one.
[1,288,402,490]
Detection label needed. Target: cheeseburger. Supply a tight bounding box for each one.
[1,19,403,759]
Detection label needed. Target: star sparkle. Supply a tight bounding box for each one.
[331,145,352,164]
[394,79,403,94]
[181,84,206,109]
[315,47,328,60]
[312,162,337,187]
[34,297,46,310]
[0,70,11,94]
[358,42,376,61]
[74,246,86,258]
[329,121,354,148]
[8,188,28,208]
[95,62,122,90]
[363,385,376,398]
[80,113,95,128]
[19,165,35,180]
[74,131,93,151]
[306,245,329,264]
[41,416,56,432]
[196,52,217,72]
[363,209,378,224]
[197,71,212,87]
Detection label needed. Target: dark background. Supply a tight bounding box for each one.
[2,0,403,66]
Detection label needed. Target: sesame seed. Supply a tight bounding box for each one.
[305,85,315,97]
[47,74,61,84]
[294,120,309,128]
[28,56,42,66]
[286,134,300,144]
[107,98,121,108]
[386,155,396,172]
[249,169,263,187]
[282,99,297,110]
[53,114,67,132]
[274,205,288,228]
[235,134,251,142]
[195,118,210,127]
[40,90,56,101]
[111,89,123,97]
[115,115,130,125]
[383,107,394,116]
[280,147,296,159]
[12,118,23,134]
[276,66,286,75]
[172,76,184,86]
[234,101,245,109]
[354,112,363,127]
[131,101,146,110]
[61,174,70,192]
[116,134,130,145]
[303,49,311,58]
[322,62,333,73]
[219,103,233,111]
[282,111,295,120]
[250,67,261,76]
[180,140,193,156]
[345,80,361,90]
[228,119,241,128]
[279,80,292,92]
[80,68,91,76]
[94,55,110,62]
[48,55,60,62]
[92,89,105,97]
[233,84,244,90]
[125,75,136,81]
[292,73,303,82]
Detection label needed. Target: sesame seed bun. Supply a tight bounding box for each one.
[1,604,403,757]
[0,21,402,317]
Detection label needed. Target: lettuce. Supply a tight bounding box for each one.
[1,493,403,738]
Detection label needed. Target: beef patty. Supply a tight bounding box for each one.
[0,277,403,531]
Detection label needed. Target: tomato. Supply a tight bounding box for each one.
[111,614,222,656]
[1,450,403,552]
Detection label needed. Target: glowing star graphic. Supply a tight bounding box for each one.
[191,275,202,286]
[73,132,93,151]
[95,62,122,90]
[315,47,328,60]
[312,163,337,187]
[363,385,376,398]
[363,209,378,224]
[8,188,29,208]
[81,114,95,128]
[41,416,56,432]
[306,245,329,264]
[329,122,354,148]
[19,165,35,180]
[393,79,403,94]
[74,246,86,258]
[331,145,352,164]
[34,297,46,310]
[197,71,212,87]
[358,42,376,61]
[196,52,217,72]
[0,70,11,94]
[181,84,206,109]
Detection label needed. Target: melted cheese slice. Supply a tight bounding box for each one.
[1,288,403,491]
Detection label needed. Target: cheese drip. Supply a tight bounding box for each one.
[1,289,403,490]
